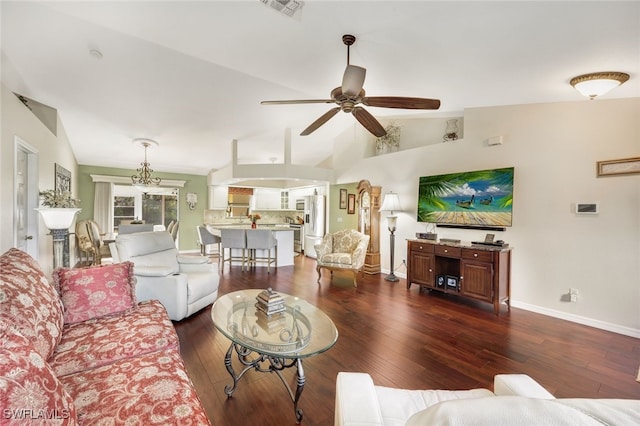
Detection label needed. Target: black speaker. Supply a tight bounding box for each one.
[416,232,437,240]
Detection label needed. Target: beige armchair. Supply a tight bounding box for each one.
[314,229,370,287]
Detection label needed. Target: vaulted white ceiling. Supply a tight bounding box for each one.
[2,1,638,176]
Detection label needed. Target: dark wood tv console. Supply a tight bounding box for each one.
[406,239,512,315]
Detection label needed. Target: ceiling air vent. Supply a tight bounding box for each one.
[13,93,58,136]
[259,0,303,18]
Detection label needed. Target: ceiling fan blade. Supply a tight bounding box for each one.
[300,107,341,136]
[362,96,441,110]
[261,99,334,105]
[352,107,386,137]
[342,65,366,96]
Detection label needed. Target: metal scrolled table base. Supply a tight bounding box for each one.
[224,342,306,423]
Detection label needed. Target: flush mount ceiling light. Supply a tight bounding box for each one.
[131,138,162,194]
[570,72,629,100]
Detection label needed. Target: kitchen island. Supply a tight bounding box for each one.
[206,225,295,268]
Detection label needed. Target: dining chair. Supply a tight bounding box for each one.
[170,221,179,241]
[75,219,111,265]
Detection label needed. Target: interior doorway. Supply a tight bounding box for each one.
[14,137,39,259]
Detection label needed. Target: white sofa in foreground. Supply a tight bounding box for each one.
[335,372,640,426]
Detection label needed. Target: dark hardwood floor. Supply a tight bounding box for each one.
[174,255,640,425]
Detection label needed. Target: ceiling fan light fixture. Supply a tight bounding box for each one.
[261,33,440,138]
[342,65,366,96]
[570,72,629,100]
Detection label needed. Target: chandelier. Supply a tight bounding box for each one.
[131,138,162,193]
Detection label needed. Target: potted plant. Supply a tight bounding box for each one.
[35,189,81,230]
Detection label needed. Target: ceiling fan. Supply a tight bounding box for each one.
[261,34,441,138]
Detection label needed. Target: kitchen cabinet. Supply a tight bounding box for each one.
[287,187,326,210]
[252,188,281,210]
[208,186,228,210]
[288,189,305,210]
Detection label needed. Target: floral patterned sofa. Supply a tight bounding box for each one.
[0,248,210,425]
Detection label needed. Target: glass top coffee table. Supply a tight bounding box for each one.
[211,289,338,423]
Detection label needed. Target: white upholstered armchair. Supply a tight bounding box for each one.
[111,231,219,321]
[314,229,370,287]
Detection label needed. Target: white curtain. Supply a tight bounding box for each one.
[94,182,114,233]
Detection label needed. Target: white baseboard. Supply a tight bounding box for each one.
[388,268,638,338]
[511,300,640,338]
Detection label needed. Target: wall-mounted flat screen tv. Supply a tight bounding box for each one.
[417,167,514,229]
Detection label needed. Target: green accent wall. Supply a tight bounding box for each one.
[328,182,359,232]
[77,165,207,251]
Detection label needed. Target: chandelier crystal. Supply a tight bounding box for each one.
[131,138,161,192]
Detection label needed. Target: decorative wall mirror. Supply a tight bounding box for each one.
[356,179,381,274]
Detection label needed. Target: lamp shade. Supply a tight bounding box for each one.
[380,192,401,214]
[342,65,366,96]
[35,208,81,230]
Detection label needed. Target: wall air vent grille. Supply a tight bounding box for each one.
[259,0,304,17]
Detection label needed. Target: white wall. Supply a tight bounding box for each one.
[1,83,78,276]
[335,98,640,336]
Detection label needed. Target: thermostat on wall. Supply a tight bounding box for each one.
[575,203,599,214]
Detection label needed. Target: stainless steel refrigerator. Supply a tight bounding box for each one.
[303,194,325,258]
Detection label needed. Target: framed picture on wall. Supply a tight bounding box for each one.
[55,163,71,193]
[339,189,347,209]
[347,194,356,214]
[596,157,640,177]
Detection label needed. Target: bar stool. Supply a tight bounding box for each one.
[220,228,247,272]
[246,229,278,273]
[196,226,221,259]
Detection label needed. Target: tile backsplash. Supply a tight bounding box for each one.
[203,210,302,224]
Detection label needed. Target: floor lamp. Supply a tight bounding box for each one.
[380,192,401,282]
[36,208,81,269]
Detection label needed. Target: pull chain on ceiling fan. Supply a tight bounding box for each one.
[261,34,441,137]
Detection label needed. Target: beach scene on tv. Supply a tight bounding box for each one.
[417,167,514,227]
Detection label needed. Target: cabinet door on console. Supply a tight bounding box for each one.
[408,242,435,289]
[460,259,493,302]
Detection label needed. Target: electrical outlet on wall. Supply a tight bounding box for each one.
[569,288,579,302]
